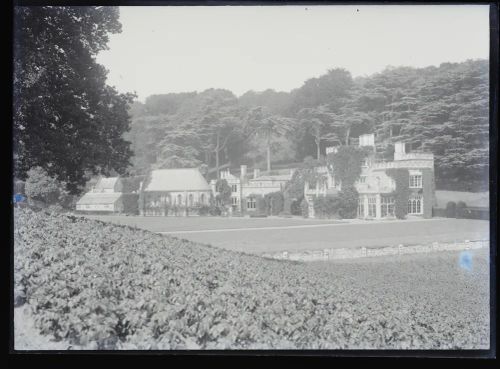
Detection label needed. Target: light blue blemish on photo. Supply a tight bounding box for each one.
[459,250,473,272]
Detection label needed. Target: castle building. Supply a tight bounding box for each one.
[305,133,436,219]
[211,165,294,213]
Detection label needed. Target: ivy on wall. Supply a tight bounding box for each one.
[284,157,327,200]
[313,195,341,219]
[264,191,284,215]
[326,146,370,188]
[386,168,410,219]
[421,168,435,219]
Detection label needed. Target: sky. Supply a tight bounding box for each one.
[96,5,490,102]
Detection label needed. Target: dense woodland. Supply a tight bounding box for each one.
[13,7,488,194]
[127,59,489,192]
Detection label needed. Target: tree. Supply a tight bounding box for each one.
[215,179,232,210]
[14,6,135,193]
[247,107,295,171]
[297,106,339,159]
[326,146,369,188]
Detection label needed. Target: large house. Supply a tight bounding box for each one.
[210,165,294,213]
[305,133,436,219]
[140,168,212,216]
[76,177,124,213]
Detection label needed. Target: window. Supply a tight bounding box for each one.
[359,176,367,184]
[408,195,423,214]
[177,194,182,205]
[188,194,194,207]
[362,159,369,168]
[200,193,206,204]
[368,196,377,217]
[381,196,395,217]
[409,174,422,188]
[357,197,364,218]
[231,184,238,193]
[247,197,256,209]
[231,197,238,206]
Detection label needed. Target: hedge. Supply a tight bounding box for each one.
[122,194,139,215]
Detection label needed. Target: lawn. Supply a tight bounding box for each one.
[84,214,344,232]
[84,215,489,254]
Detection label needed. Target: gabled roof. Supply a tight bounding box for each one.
[77,192,122,205]
[143,168,211,192]
[94,177,119,190]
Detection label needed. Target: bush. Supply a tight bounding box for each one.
[208,204,222,216]
[256,196,267,215]
[282,197,293,215]
[198,205,210,216]
[25,166,69,207]
[313,196,341,219]
[291,198,303,216]
[300,198,309,218]
[446,201,457,218]
[338,186,358,219]
[456,201,467,218]
[122,194,139,215]
[264,192,285,216]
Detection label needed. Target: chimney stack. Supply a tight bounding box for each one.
[240,165,247,179]
[394,142,406,161]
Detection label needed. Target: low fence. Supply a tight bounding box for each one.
[261,239,489,262]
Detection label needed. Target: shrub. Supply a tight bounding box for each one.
[256,196,267,215]
[456,201,467,218]
[338,186,358,219]
[313,196,341,219]
[208,204,221,216]
[446,201,457,218]
[198,205,210,216]
[122,194,139,215]
[264,192,285,216]
[25,166,68,207]
[282,196,292,215]
[291,198,303,216]
[300,198,309,218]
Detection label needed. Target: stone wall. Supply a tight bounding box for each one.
[261,239,488,262]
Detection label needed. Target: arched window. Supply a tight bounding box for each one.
[177,194,182,205]
[189,194,194,207]
[200,193,206,204]
[408,196,422,214]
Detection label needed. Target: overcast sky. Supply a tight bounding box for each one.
[96,5,490,101]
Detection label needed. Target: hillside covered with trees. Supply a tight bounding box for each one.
[127,59,488,192]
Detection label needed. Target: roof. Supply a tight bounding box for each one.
[76,192,122,205]
[95,177,119,190]
[435,190,489,209]
[252,174,292,182]
[143,168,211,192]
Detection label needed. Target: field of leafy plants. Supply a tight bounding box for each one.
[14,208,490,350]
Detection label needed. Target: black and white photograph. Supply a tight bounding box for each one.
[11,3,495,354]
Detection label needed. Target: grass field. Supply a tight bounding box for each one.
[84,215,489,254]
